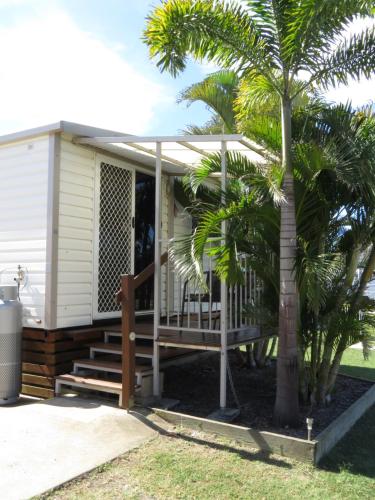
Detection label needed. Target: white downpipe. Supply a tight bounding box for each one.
[220,141,228,409]
[153,142,162,397]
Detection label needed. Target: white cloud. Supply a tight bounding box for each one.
[199,59,221,75]
[0,0,30,6]
[0,8,167,135]
[324,16,375,107]
[325,79,375,107]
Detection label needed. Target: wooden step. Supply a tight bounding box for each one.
[73,358,154,377]
[55,372,142,406]
[89,342,122,356]
[88,342,189,361]
[55,374,123,404]
[73,358,123,374]
[133,345,153,359]
[104,329,152,343]
[89,342,154,359]
[64,325,119,341]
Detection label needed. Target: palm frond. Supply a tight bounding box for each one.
[181,115,225,135]
[281,0,374,73]
[184,151,284,207]
[331,305,375,352]
[178,70,239,132]
[298,246,344,313]
[314,26,375,89]
[144,0,278,78]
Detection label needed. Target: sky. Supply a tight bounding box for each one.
[0,0,212,135]
[0,0,373,137]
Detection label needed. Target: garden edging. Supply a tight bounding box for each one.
[314,382,375,463]
[153,382,375,464]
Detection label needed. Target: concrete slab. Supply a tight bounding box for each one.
[0,396,156,500]
[207,408,240,423]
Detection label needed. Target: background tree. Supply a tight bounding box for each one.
[144,0,375,425]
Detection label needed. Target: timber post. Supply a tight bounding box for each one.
[120,274,136,410]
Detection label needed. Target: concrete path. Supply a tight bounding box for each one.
[0,396,156,500]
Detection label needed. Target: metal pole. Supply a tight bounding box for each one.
[220,140,228,409]
[153,141,162,397]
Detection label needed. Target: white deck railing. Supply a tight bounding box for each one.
[157,242,263,335]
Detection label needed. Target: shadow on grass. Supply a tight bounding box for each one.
[339,364,375,382]
[135,404,375,479]
[319,404,375,479]
[133,409,293,470]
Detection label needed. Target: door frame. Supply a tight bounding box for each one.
[134,170,157,316]
[93,154,136,320]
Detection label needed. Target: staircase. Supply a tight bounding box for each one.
[55,322,190,406]
[55,252,177,407]
[55,324,146,405]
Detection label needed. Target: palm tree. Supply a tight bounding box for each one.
[293,103,375,403]
[175,100,375,405]
[177,71,375,403]
[144,0,375,425]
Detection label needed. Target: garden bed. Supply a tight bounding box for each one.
[162,353,373,440]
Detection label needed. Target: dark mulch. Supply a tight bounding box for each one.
[163,353,373,440]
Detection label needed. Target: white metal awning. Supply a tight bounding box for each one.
[74,131,275,408]
[75,134,272,174]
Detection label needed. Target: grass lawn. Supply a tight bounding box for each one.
[339,348,375,381]
[42,403,375,500]
[40,348,374,500]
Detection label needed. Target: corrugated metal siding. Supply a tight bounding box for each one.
[56,139,95,328]
[0,137,49,328]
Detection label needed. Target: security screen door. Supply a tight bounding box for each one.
[134,172,155,312]
[94,158,135,319]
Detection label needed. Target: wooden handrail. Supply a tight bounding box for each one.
[116,251,168,304]
[134,251,168,290]
[117,250,168,410]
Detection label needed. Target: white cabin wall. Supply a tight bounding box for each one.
[172,198,192,313]
[0,136,49,328]
[160,174,170,315]
[55,138,95,328]
[55,138,169,328]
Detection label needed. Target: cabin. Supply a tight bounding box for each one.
[0,121,271,414]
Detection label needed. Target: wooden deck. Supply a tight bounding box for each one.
[157,327,272,351]
[119,321,272,352]
[126,321,273,351]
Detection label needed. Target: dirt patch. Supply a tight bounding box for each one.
[162,353,373,439]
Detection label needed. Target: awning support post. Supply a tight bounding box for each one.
[220,140,228,409]
[153,141,162,398]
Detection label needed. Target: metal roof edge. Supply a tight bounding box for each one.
[60,121,131,139]
[0,120,131,146]
[0,122,63,146]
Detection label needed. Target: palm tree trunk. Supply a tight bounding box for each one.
[351,244,375,309]
[265,336,277,365]
[273,95,300,426]
[316,337,334,405]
